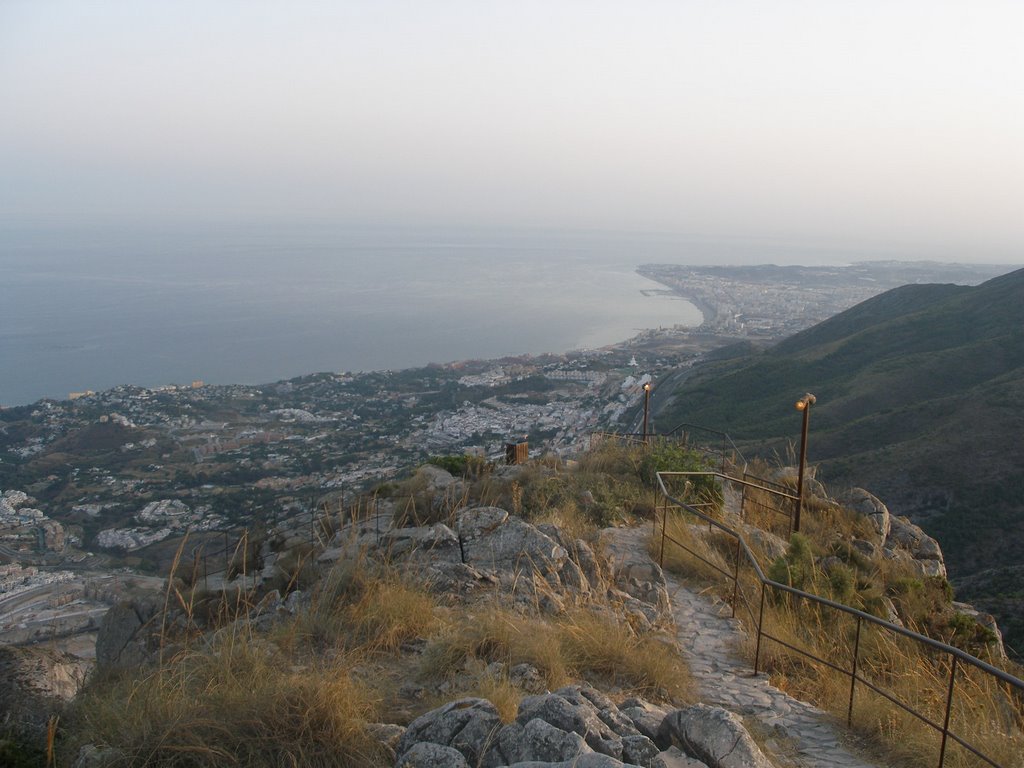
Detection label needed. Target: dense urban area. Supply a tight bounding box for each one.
[0,260,1009,659]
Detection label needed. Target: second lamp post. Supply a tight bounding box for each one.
[642,381,651,443]
[794,392,816,533]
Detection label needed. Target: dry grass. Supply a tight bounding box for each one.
[343,578,442,653]
[421,608,571,689]
[651,509,733,585]
[280,553,442,656]
[63,545,691,765]
[462,671,523,723]
[745,592,1024,768]
[737,477,794,539]
[557,609,692,700]
[65,639,386,768]
[421,606,692,702]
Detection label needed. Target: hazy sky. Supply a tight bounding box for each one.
[2,1,1022,259]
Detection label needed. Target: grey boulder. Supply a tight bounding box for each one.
[656,704,773,768]
[394,697,503,767]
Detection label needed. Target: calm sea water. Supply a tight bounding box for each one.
[0,224,721,406]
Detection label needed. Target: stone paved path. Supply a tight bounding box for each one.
[604,526,889,768]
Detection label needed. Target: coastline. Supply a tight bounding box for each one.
[2,266,705,408]
[636,266,715,328]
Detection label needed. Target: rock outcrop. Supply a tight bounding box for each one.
[845,487,891,546]
[951,601,1009,661]
[841,488,946,579]
[389,686,770,768]
[656,705,773,768]
[95,598,161,670]
[0,645,88,744]
[884,515,946,579]
[320,505,671,622]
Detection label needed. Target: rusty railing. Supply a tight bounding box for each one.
[655,470,1024,768]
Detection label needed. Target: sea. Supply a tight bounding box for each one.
[4,222,922,407]
[0,223,772,407]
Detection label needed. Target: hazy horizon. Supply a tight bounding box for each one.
[2,1,1023,262]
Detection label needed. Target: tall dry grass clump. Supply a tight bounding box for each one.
[422,608,571,690]
[65,639,385,767]
[557,609,692,700]
[650,509,733,585]
[746,592,1024,768]
[422,605,692,702]
[281,544,442,655]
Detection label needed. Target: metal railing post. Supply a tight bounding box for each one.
[938,657,958,768]
[755,581,766,675]
[848,615,862,725]
[659,507,668,568]
[731,537,741,619]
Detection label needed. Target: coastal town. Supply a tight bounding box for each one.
[0,260,1009,655]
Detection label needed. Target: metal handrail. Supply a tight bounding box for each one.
[664,469,797,536]
[655,470,1024,768]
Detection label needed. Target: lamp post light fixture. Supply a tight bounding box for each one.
[794,393,817,533]
[642,381,652,444]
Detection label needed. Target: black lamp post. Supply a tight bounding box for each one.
[794,393,816,533]
[642,381,651,443]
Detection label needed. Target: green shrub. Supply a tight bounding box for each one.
[947,613,998,649]
[828,540,872,573]
[767,533,816,590]
[889,577,924,596]
[639,442,722,505]
[827,564,857,603]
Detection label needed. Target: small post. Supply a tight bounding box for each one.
[794,393,816,533]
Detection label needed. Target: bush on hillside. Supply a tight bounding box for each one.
[767,533,816,591]
[638,441,722,505]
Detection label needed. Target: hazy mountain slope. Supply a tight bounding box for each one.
[659,267,1024,650]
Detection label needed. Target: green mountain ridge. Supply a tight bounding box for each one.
[659,266,1024,653]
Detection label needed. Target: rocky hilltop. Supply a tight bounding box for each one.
[2,446,1020,768]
